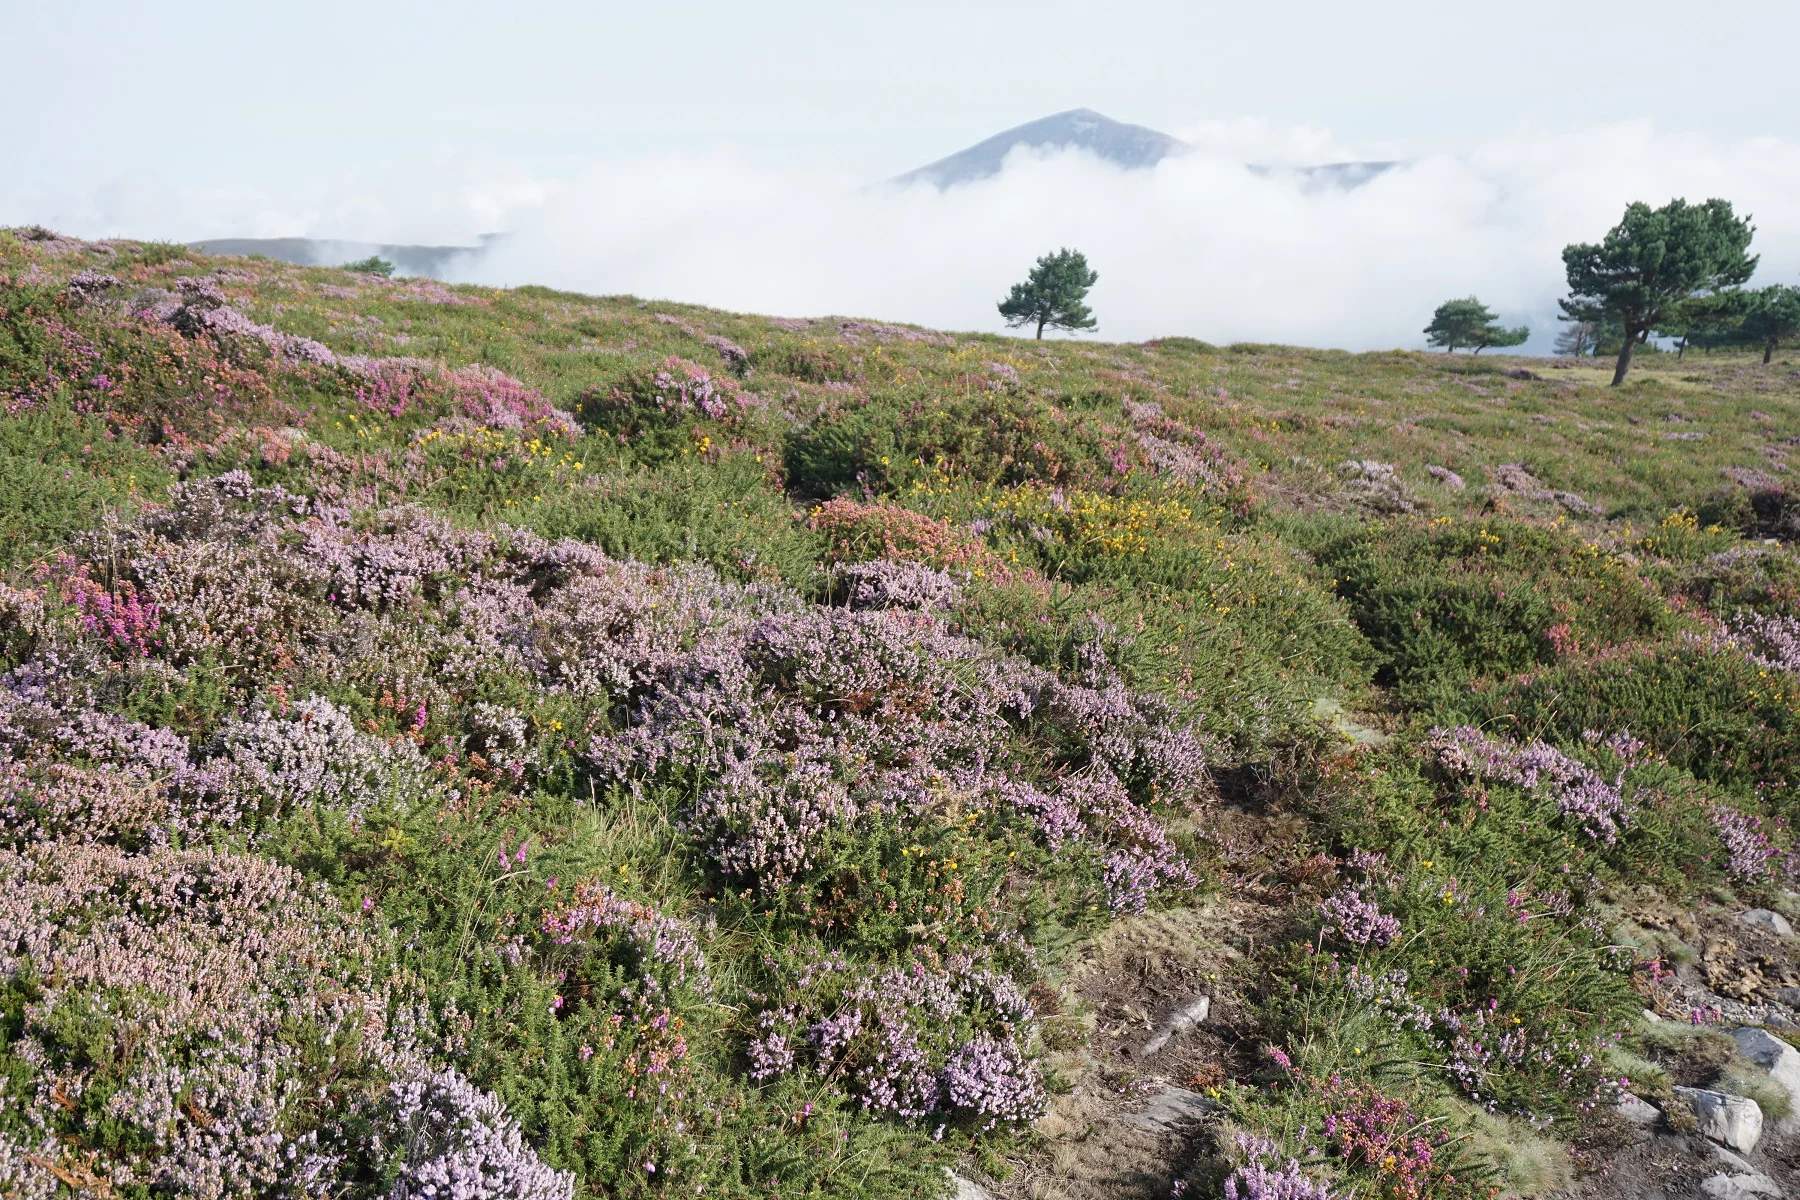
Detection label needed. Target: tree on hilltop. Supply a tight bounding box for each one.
[343,255,395,278]
[998,248,1098,339]
[1742,284,1800,364]
[1561,198,1757,385]
[1424,297,1528,354]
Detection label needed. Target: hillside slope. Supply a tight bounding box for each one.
[5,225,1800,1200]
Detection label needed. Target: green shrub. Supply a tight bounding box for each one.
[1319,518,1674,702]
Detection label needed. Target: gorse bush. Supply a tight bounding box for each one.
[1319,517,1674,702]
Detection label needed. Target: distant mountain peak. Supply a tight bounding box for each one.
[892,108,1187,189]
[891,109,1398,193]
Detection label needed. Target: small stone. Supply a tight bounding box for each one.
[1139,995,1211,1057]
[1737,909,1793,937]
[1676,1087,1764,1153]
[1614,1093,1660,1126]
[1643,1008,1663,1022]
[1121,1084,1218,1133]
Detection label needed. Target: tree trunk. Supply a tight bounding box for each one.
[1677,335,1687,360]
[1610,327,1638,386]
[1767,340,1776,364]
[1035,315,1046,340]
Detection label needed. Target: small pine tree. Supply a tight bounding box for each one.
[1742,284,1800,364]
[343,255,396,278]
[998,249,1098,339]
[1424,297,1527,354]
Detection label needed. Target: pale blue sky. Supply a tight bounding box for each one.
[11,0,1799,190]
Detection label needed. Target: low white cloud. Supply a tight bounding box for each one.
[13,120,1800,354]
[456,121,1800,352]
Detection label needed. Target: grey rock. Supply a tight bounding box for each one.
[1676,1087,1764,1152]
[1139,995,1211,1057]
[1615,1093,1661,1126]
[1700,1172,1783,1199]
[1732,1027,1800,1112]
[945,1171,993,1200]
[1121,1084,1218,1133]
[1714,1146,1756,1173]
[1738,909,1794,937]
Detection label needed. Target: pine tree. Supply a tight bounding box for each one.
[1742,284,1800,364]
[1560,198,1757,385]
[998,249,1098,339]
[1424,297,1527,353]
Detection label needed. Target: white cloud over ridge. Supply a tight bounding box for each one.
[14,122,1800,354]
[451,121,1800,353]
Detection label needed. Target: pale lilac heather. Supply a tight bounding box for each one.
[1726,612,1800,674]
[541,882,710,992]
[753,951,1041,1123]
[1318,888,1401,947]
[840,559,961,613]
[1714,807,1780,882]
[0,843,391,1194]
[1223,1134,1336,1200]
[704,334,750,372]
[384,1068,576,1200]
[219,694,434,821]
[1426,464,1466,490]
[1427,726,1632,843]
[64,268,119,303]
[939,1034,1047,1129]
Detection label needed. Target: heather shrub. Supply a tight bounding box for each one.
[576,357,776,465]
[744,941,1045,1131]
[1266,854,1636,1120]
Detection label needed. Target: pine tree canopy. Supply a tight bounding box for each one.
[998,248,1098,339]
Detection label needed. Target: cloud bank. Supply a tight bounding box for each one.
[14,122,1800,353]
[452,123,1800,353]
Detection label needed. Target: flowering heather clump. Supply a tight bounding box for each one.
[437,362,580,437]
[839,558,961,613]
[1726,612,1800,674]
[747,948,1044,1128]
[41,554,160,656]
[1714,806,1781,881]
[380,1069,577,1200]
[1121,399,1245,492]
[1319,1077,1450,1200]
[543,881,711,992]
[939,1033,1047,1131]
[219,694,436,822]
[1318,887,1401,947]
[0,844,388,1196]
[1427,725,1632,843]
[1222,1135,1336,1200]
